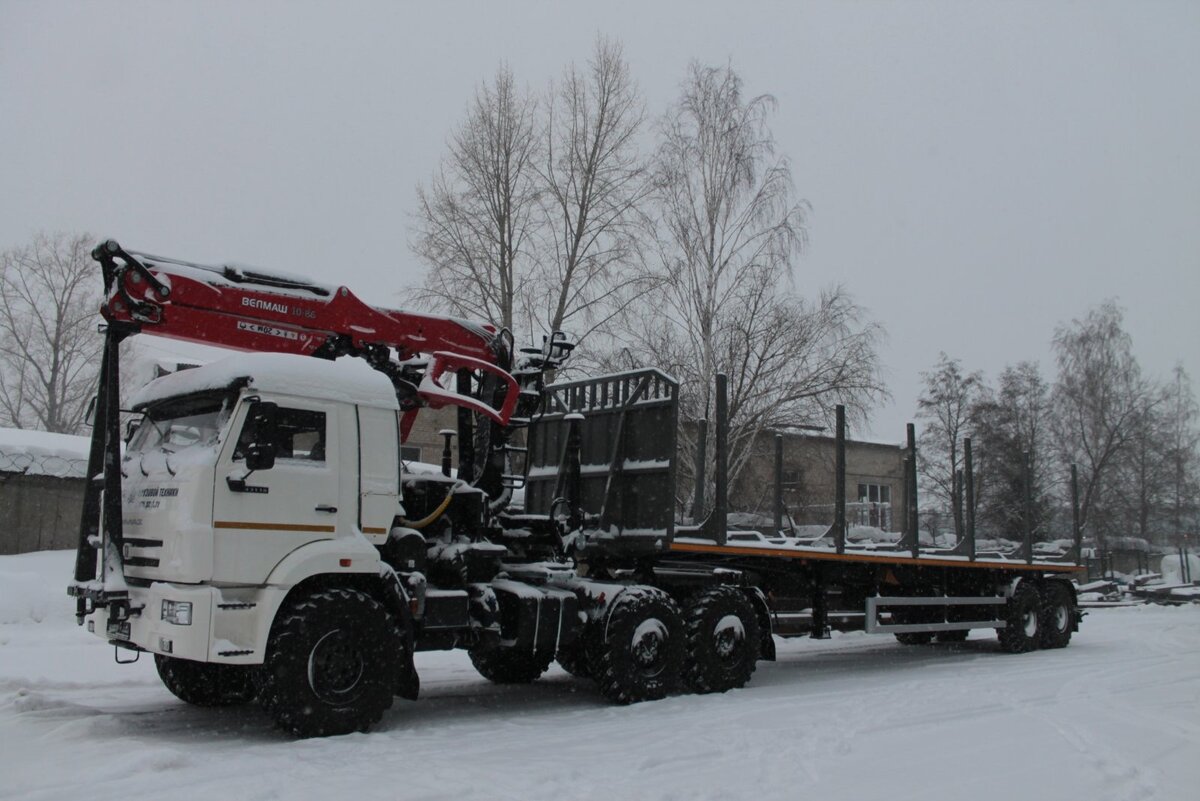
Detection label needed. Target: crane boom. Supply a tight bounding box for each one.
[93,239,533,428]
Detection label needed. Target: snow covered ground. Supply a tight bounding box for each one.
[2,550,1197,801]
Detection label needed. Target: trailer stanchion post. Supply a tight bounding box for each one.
[1070,463,1082,566]
[964,437,976,562]
[564,413,584,531]
[693,418,707,522]
[835,405,846,554]
[715,373,728,547]
[907,423,919,558]
[1023,450,1034,564]
[774,433,784,536]
[810,565,830,639]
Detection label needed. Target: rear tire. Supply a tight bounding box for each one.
[1038,583,1075,649]
[154,655,256,707]
[259,588,400,737]
[591,590,684,704]
[935,629,970,643]
[997,582,1042,654]
[682,586,760,694]
[469,645,553,684]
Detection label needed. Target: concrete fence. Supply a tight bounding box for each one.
[0,472,86,554]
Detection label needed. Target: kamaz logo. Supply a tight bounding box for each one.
[242,297,289,314]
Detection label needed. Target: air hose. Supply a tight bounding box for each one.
[398,488,455,530]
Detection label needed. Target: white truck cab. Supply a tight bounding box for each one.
[87,353,406,666]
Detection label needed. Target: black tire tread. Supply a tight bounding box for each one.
[682,586,760,693]
[1038,582,1075,649]
[997,582,1042,654]
[259,588,399,738]
[469,646,554,684]
[590,589,684,705]
[154,654,257,707]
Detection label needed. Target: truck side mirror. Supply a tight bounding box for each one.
[244,401,279,471]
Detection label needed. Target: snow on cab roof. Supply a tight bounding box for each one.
[0,427,90,478]
[129,352,400,410]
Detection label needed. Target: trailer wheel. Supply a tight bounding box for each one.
[1038,583,1075,649]
[469,644,554,684]
[894,631,935,645]
[154,655,257,707]
[935,630,970,643]
[259,588,400,737]
[591,590,684,704]
[997,582,1042,654]
[682,586,759,694]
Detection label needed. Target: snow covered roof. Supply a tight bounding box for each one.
[0,427,90,478]
[129,352,400,410]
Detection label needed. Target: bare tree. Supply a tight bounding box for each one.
[412,65,541,333]
[0,232,103,434]
[1051,301,1151,548]
[916,353,984,540]
[534,37,654,346]
[625,62,883,512]
[1163,364,1200,544]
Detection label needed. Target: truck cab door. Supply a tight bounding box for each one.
[212,398,341,585]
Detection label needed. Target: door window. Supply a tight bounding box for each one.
[234,407,327,462]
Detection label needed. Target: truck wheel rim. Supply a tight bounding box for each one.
[630,618,670,677]
[1054,605,1069,631]
[1022,609,1038,637]
[308,629,366,703]
[713,614,746,661]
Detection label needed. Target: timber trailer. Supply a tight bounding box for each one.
[70,240,1085,737]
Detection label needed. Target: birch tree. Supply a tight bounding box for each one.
[915,354,984,539]
[635,62,883,512]
[0,232,103,434]
[1051,302,1151,547]
[412,65,541,334]
[534,37,653,346]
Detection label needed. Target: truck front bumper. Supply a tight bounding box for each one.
[85,581,281,665]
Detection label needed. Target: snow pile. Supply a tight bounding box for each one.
[0,427,90,478]
[0,551,75,625]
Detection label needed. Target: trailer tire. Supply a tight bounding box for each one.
[259,588,399,737]
[469,645,554,684]
[936,630,970,643]
[154,655,257,707]
[1038,583,1074,649]
[682,586,759,694]
[591,590,684,704]
[894,632,935,645]
[997,582,1042,654]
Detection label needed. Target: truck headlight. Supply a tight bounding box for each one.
[161,600,193,626]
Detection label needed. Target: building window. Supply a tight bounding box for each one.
[855,483,892,529]
[400,445,422,462]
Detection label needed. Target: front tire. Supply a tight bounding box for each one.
[997,582,1042,654]
[682,586,760,694]
[591,589,684,704]
[259,588,400,737]
[154,655,256,707]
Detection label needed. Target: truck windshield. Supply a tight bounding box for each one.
[128,392,234,455]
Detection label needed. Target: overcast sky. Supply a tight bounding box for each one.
[2,0,1197,441]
